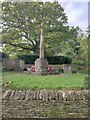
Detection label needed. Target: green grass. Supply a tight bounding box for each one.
[2,72,86,90]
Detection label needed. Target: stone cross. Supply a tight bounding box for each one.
[35,21,48,75]
[40,22,44,59]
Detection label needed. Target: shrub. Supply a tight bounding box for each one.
[18,55,72,65]
[71,70,77,73]
[59,68,64,73]
[23,68,27,71]
[2,67,7,72]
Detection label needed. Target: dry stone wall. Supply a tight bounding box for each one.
[2,90,90,119]
[2,59,22,71]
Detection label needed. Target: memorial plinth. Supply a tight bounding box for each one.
[35,58,48,75]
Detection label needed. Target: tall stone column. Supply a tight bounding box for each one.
[35,22,48,75]
[40,22,44,59]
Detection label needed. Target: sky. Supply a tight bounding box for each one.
[0,0,89,33]
[42,0,89,33]
[60,1,88,33]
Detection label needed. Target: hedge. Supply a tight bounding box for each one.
[0,52,9,60]
[18,55,72,64]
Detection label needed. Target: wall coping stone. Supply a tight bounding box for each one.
[2,90,90,101]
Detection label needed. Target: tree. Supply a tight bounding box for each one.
[2,2,69,56]
[66,27,88,66]
[58,26,88,66]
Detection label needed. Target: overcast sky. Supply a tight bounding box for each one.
[60,1,88,33]
[43,0,89,33]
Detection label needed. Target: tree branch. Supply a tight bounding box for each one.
[3,41,33,51]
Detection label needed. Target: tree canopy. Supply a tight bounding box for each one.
[1,2,88,66]
[2,2,71,56]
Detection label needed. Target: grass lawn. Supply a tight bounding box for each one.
[2,72,86,90]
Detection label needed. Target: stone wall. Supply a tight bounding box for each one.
[2,58,87,73]
[50,64,87,71]
[2,90,90,119]
[2,59,24,71]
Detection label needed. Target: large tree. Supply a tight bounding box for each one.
[2,2,70,56]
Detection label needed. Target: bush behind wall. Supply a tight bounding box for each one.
[18,55,72,64]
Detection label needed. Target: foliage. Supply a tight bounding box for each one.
[18,55,38,64]
[46,56,72,64]
[1,2,88,67]
[2,2,69,56]
[62,27,88,66]
[18,55,72,64]
[0,52,9,59]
